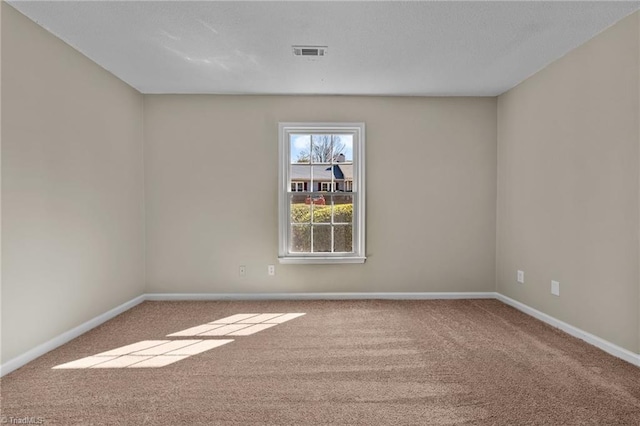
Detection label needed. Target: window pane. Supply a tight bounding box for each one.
[312,225,331,252]
[291,225,311,252]
[290,197,310,224]
[311,135,332,164]
[333,151,353,191]
[333,195,352,224]
[290,164,311,192]
[290,134,310,163]
[332,135,353,163]
[312,198,331,223]
[334,225,353,253]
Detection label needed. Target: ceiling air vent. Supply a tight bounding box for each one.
[293,46,327,57]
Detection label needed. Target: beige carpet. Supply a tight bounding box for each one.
[1,299,639,425]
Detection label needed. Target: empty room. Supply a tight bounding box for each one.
[1,1,640,424]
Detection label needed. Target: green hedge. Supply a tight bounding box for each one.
[291,204,352,224]
[290,204,353,253]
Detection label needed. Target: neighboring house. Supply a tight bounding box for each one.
[290,163,354,193]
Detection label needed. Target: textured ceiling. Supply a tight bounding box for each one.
[8,1,640,96]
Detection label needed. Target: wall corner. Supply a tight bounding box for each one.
[637,10,640,356]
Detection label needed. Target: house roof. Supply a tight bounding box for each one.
[290,164,353,181]
[338,164,353,181]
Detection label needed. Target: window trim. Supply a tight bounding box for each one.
[278,122,366,264]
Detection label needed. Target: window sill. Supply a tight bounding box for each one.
[278,256,366,265]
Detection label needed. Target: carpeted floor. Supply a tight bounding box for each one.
[1,299,639,425]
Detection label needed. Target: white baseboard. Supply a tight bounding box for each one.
[495,293,640,367]
[0,295,145,377]
[3,291,637,377]
[145,292,496,301]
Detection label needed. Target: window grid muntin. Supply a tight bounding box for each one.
[287,131,357,255]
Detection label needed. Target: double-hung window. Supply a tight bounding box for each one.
[278,122,366,264]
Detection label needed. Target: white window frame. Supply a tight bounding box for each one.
[291,181,305,192]
[319,182,335,192]
[278,122,366,264]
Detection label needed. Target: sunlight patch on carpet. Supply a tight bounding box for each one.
[168,313,306,337]
[52,313,305,370]
[52,339,233,369]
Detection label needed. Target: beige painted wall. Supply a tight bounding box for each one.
[144,95,497,294]
[0,0,4,363]
[497,12,640,353]
[1,3,145,362]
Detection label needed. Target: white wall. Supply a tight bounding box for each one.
[1,3,145,362]
[144,95,497,294]
[497,11,640,353]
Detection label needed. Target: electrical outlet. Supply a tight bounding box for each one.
[551,280,560,296]
[268,265,275,276]
[517,270,524,284]
[239,265,246,277]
